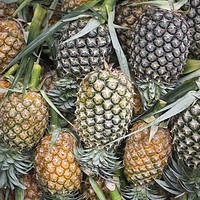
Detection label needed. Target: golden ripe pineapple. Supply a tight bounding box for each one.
[0,19,25,74]
[34,130,82,195]
[0,91,49,151]
[123,121,172,186]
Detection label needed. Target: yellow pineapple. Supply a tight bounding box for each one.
[34,130,82,195]
[0,19,25,74]
[123,121,172,186]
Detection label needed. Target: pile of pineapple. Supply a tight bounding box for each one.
[0,0,199,200]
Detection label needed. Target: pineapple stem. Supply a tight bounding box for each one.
[89,176,107,200]
[99,0,116,18]
[15,183,24,200]
[3,64,19,77]
[27,3,47,44]
[50,107,61,129]
[106,181,122,200]
[28,63,41,89]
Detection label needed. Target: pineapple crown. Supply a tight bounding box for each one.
[74,145,122,179]
[155,156,200,199]
[47,78,78,113]
[0,144,33,191]
[121,185,166,200]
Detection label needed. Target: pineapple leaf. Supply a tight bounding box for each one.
[149,125,158,142]
[108,8,131,79]
[40,90,74,127]
[183,60,200,74]
[89,176,107,200]
[62,18,101,44]
[48,128,61,154]
[154,179,181,195]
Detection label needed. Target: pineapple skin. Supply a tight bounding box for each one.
[56,19,112,78]
[183,0,200,59]
[0,19,25,74]
[75,69,135,150]
[123,121,172,186]
[34,131,82,194]
[115,0,147,57]
[130,8,190,84]
[0,3,17,17]
[0,91,49,151]
[171,99,200,168]
[23,170,43,200]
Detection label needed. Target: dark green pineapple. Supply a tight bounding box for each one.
[56,18,112,78]
[130,6,190,108]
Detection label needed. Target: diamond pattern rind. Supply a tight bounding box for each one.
[123,121,172,186]
[56,19,112,78]
[130,8,190,83]
[171,99,200,167]
[75,70,135,150]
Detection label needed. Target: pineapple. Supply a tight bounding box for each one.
[74,69,136,177]
[34,130,82,195]
[115,0,147,57]
[75,69,135,150]
[0,91,49,151]
[170,99,200,168]
[123,121,172,186]
[62,0,91,13]
[81,176,111,200]
[130,6,190,108]
[23,170,43,200]
[0,19,25,74]
[0,3,17,17]
[181,0,200,59]
[56,18,112,78]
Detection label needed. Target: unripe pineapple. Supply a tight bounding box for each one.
[34,130,82,195]
[75,69,135,150]
[81,176,111,200]
[62,0,91,13]
[115,0,147,56]
[0,91,49,151]
[170,99,200,168]
[129,6,190,108]
[56,18,112,78]
[0,19,25,74]
[130,8,190,84]
[180,0,200,59]
[123,121,172,186]
[0,3,17,17]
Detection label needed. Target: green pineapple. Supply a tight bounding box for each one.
[56,18,113,78]
[129,2,190,108]
[170,99,200,168]
[74,69,136,177]
[181,0,200,59]
[115,0,147,57]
